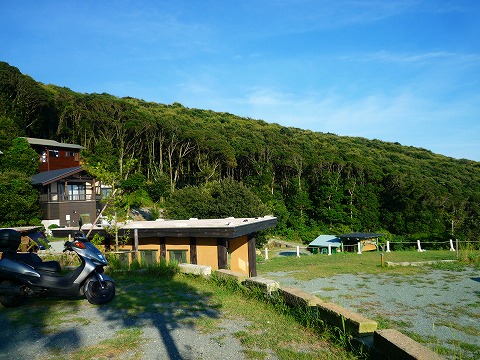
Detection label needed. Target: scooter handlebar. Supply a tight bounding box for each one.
[63,241,73,252]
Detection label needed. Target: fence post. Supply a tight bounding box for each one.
[265,247,269,260]
[417,240,424,252]
[134,228,139,261]
[357,242,362,254]
[296,246,300,257]
[456,238,459,259]
[386,241,391,252]
[449,239,455,251]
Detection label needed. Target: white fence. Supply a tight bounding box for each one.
[263,238,474,259]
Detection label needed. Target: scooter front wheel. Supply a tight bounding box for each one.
[84,279,115,305]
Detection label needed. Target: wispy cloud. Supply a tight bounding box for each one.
[237,0,425,36]
[340,50,480,66]
[223,83,480,159]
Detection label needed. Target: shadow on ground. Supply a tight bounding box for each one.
[0,273,222,359]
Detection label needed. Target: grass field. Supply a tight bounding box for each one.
[256,248,480,359]
[256,249,477,280]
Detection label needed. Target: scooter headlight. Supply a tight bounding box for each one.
[74,241,86,249]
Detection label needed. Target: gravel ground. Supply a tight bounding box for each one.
[0,294,251,360]
[265,267,480,359]
[2,240,253,360]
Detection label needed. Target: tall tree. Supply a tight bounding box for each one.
[0,138,41,226]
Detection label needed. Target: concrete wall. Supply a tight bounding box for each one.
[229,236,249,274]
[43,200,97,227]
[196,238,219,270]
[119,235,253,275]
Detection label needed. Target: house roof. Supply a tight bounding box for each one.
[23,137,84,150]
[31,166,84,185]
[308,235,341,248]
[338,232,384,240]
[53,216,278,240]
[121,216,278,239]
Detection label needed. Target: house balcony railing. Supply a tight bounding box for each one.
[39,193,101,203]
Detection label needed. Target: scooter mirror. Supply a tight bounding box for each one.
[74,231,89,242]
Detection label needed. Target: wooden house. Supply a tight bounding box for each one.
[24,137,83,172]
[26,138,102,227]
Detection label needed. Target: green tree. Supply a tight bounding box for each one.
[0,115,22,151]
[2,60,480,244]
[0,137,39,176]
[0,138,41,226]
[165,179,268,220]
[120,172,152,209]
[0,170,41,227]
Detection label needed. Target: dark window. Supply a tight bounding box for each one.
[67,183,86,201]
[101,187,112,198]
[140,250,158,265]
[168,250,187,263]
[49,150,59,158]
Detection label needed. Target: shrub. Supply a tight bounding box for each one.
[165,178,268,219]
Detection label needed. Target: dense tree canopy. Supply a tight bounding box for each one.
[0,61,479,244]
[166,179,269,220]
[0,137,41,226]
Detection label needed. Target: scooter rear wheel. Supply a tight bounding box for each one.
[84,279,115,305]
[0,280,26,308]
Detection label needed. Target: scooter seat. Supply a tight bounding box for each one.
[1,251,61,273]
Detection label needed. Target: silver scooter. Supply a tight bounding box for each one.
[0,229,115,307]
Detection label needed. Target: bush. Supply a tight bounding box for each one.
[165,178,269,219]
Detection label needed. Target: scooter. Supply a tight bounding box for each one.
[0,228,115,307]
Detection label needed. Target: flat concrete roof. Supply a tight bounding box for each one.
[52,216,278,240]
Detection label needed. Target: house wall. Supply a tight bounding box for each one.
[37,148,80,172]
[196,237,219,270]
[137,237,162,263]
[119,235,252,275]
[121,237,192,265]
[229,236,250,274]
[47,201,96,227]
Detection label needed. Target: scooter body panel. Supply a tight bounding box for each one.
[0,258,40,280]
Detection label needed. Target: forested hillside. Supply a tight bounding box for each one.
[1,61,479,244]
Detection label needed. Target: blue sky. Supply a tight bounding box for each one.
[1,1,479,160]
